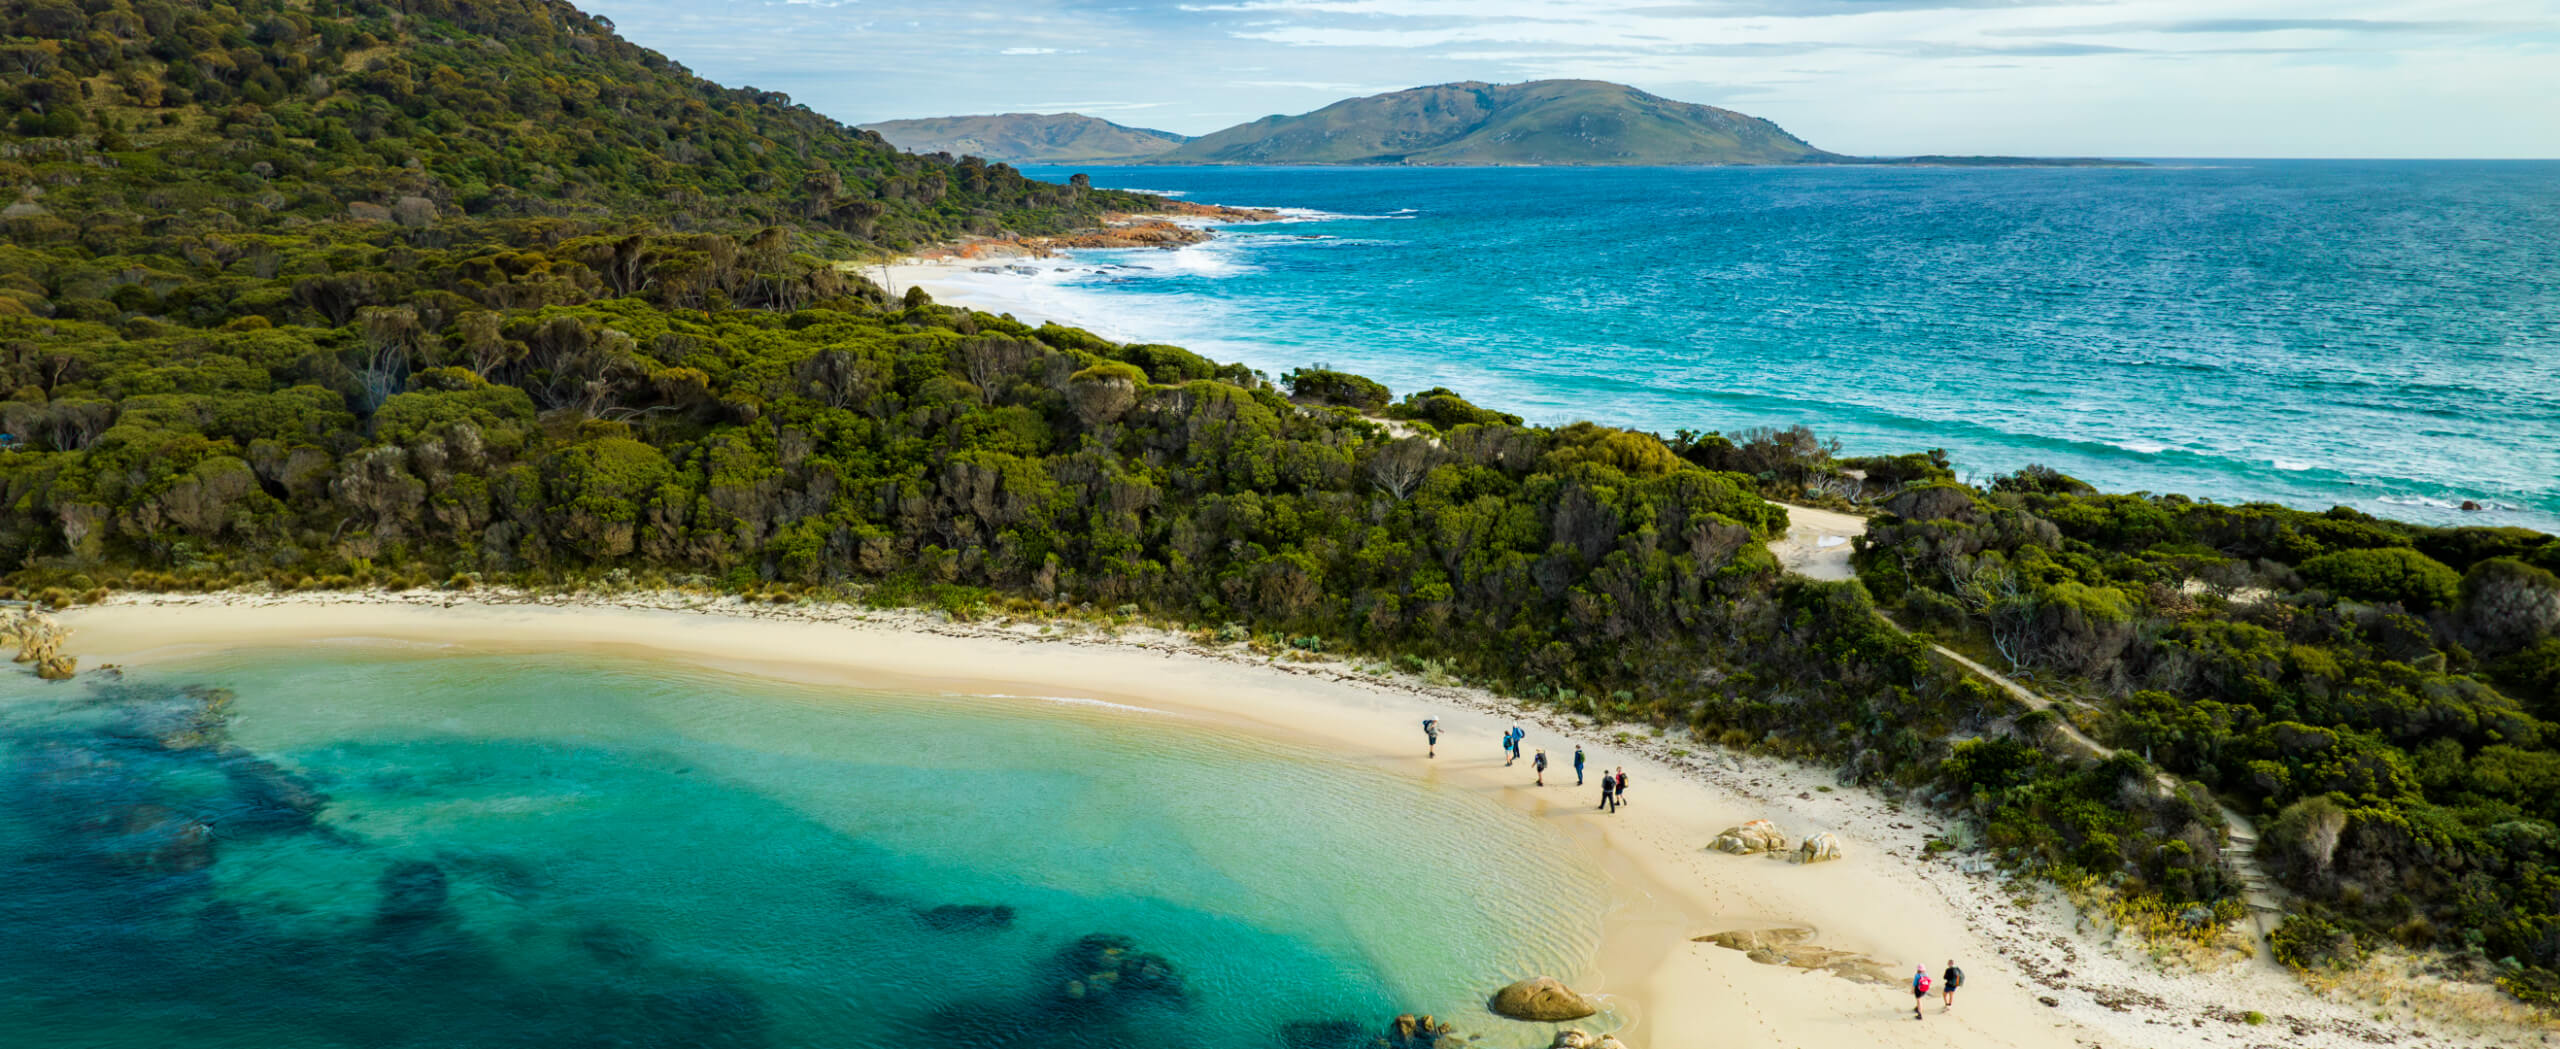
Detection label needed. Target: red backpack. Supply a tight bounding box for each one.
[1915,973,1932,995]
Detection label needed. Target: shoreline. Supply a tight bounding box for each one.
[876,200,1290,330]
[41,590,2551,1048]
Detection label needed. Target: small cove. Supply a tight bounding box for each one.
[0,644,1617,1048]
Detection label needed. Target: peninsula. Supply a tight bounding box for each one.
[867,81,2134,167]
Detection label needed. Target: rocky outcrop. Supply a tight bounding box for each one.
[1028,220,1209,251]
[1151,200,1286,223]
[1798,832,1845,863]
[1696,927,1897,984]
[913,902,1015,931]
[1550,1033,1627,1049]
[1711,818,1790,855]
[4,608,75,680]
[1049,933,1183,1006]
[1386,1013,1458,1049]
[1489,976,1600,1022]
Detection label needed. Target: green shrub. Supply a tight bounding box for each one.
[2298,547,2461,610]
[1282,367,1389,410]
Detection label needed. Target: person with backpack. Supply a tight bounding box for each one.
[1572,745,1585,786]
[1941,960,1963,1011]
[1504,726,1523,766]
[1613,767,1628,807]
[1597,772,1615,812]
[1423,718,1439,758]
[1532,748,1548,786]
[1911,966,1931,1020]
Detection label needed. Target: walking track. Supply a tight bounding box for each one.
[1770,504,2288,964]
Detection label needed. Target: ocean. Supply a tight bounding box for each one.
[0,649,1607,1048]
[956,162,2560,533]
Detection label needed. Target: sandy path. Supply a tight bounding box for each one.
[1768,503,2292,963]
[33,593,2546,1048]
[1771,504,1867,581]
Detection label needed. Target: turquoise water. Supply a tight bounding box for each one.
[999,163,2560,532]
[0,649,1607,1048]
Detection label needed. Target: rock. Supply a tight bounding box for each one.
[346,200,393,223]
[1386,1013,1457,1049]
[115,687,234,750]
[914,902,1015,931]
[1696,927,1897,984]
[374,859,454,929]
[1711,818,1790,855]
[1049,933,1183,1006]
[35,653,76,680]
[2461,500,2483,511]
[1489,976,1600,1022]
[1797,832,1844,863]
[108,804,216,874]
[218,749,327,828]
[1279,1018,1369,1049]
[1552,1030,1594,1048]
[7,609,66,663]
[1593,1037,1628,1049]
[392,195,438,227]
[1,200,47,219]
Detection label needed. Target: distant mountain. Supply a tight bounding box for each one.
[1157,80,1832,166]
[863,113,1192,164]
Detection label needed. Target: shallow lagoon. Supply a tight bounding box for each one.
[0,647,1609,1048]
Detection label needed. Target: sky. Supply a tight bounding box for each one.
[580,0,2560,157]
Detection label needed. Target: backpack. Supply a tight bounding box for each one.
[1946,967,1963,988]
[1915,974,1931,995]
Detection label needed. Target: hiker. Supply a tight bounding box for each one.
[1613,768,1628,807]
[1504,726,1523,766]
[1572,745,1585,786]
[1911,966,1931,1020]
[1598,773,1615,812]
[1941,960,1963,1011]
[1423,718,1439,758]
[1532,748,1548,786]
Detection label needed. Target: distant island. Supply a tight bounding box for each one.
[869,80,2136,167]
[860,112,1191,164]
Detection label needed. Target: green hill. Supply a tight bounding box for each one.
[864,113,1189,164]
[1159,80,1832,166]
[0,0,1150,249]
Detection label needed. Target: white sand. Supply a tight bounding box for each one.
[1770,503,1867,581]
[46,592,2550,1049]
[875,255,1084,328]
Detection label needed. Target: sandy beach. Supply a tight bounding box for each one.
[40,592,2546,1049]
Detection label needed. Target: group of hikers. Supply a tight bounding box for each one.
[1426,716,1968,1023]
[1913,961,1964,1018]
[1424,719,1629,811]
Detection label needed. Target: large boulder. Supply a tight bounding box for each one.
[35,653,76,680]
[1798,832,1845,864]
[1489,976,1600,1022]
[1711,819,1790,855]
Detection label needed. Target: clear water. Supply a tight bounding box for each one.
[0,649,1607,1048]
[995,162,2560,532]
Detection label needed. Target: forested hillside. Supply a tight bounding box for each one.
[1856,475,2560,1003]
[0,0,1149,251]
